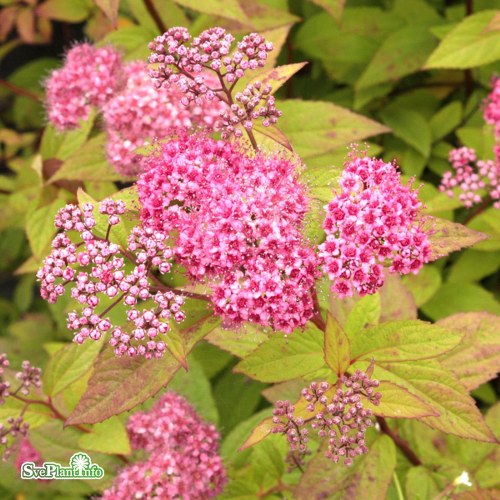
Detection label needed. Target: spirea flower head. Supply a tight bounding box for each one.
[484,76,500,138]
[103,61,224,176]
[440,146,500,209]
[102,392,226,499]
[137,134,320,332]
[319,151,431,298]
[36,200,185,358]
[148,27,280,138]
[45,43,124,130]
[272,371,381,467]
[15,439,49,481]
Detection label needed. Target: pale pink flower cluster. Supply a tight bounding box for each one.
[36,200,185,358]
[0,354,40,459]
[484,77,500,137]
[15,439,49,481]
[45,44,223,175]
[45,43,123,130]
[102,392,226,499]
[440,147,500,209]
[319,154,431,298]
[149,27,280,138]
[272,371,381,468]
[137,134,319,333]
[103,61,223,176]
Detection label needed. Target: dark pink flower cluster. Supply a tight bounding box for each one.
[102,392,226,499]
[484,77,500,137]
[0,354,41,459]
[45,43,123,130]
[103,61,224,176]
[138,134,319,333]
[319,153,431,298]
[272,371,381,467]
[36,200,185,358]
[440,147,500,209]
[45,44,223,176]
[149,27,280,138]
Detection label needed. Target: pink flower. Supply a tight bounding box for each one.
[484,77,500,138]
[102,61,224,176]
[45,43,124,130]
[102,392,226,499]
[319,152,431,298]
[440,146,500,209]
[137,134,319,332]
[15,439,50,482]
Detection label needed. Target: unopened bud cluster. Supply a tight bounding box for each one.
[102,392,226,499]
[36,200,185,358]
[0,354,42,459]
[149,27,280,138]
[272,371,381,467]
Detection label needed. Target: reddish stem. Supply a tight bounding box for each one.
[462,195,492,224]
[377,417,421,466]
[143,0,166,33]
[0,79,40,102]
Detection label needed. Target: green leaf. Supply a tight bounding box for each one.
[49,134,123,183]
[307,0,345,23]
[345,293,381,336]
[246,62,307,95]
[43,340,103,397]
[425,10,500,69]
[379,273,418,322]
[424,216,488,261]
[364,380,438,419]
[94,0,119,27]
[40,111,95,161]
[324,312,351,375]
[169,357,219,424]
[405,467,441,500]
[295,435,396,499]
[359,359,496,442]
[402,265,442,307]
[234,324,325,383]
[0,396,51,431]
[239,416,274,451]
[278,99,389,158]
[78,416,131,455]
[300,164,342,203]
[357,25,437,89]
[350,320,462,363]
[421,283,500,321]
[213,370,266,436]
[25,197,66,259]
[438,312,500,391]
[448,249,500,283]
[173,0,249,25]
[66,314,220,425]
[37,0,91,22]
[380,108,431,157]
[206,325,268,359]
[468,208,500,251]
[429,101,463,142]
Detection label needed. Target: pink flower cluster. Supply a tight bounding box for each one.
[0,354,41,459]
[45,43,123,130]
[149,27,280,138]
[319,153,431,298]
[138,134,319,333]
[103,61,223,176]
[15,439,49,481]
[484,77,500,137]
[272,371,381,467]
[36,200,186,358]
[45,44,223,175]
[440,147,500,209]
[102,392,226,499]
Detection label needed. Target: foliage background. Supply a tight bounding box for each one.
[0,0,499,498]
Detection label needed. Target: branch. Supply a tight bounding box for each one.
[144,0,167,34]
[0,79,41,102]
[377,417,421,466]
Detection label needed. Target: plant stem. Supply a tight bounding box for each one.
[462,195,492,224]
[0,79,40,102]
[310,287,326,331]
[377,417,421,466]
[143,0,166,33]
[393,471,406,500]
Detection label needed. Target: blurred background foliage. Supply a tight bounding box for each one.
[0,0,499,498]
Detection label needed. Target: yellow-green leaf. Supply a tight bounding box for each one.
[324,312,351,375]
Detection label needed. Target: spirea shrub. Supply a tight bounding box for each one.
[2,5,499,499]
